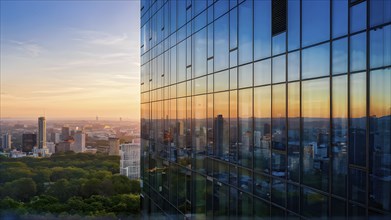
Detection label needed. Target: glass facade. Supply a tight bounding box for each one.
[140,0,391,218]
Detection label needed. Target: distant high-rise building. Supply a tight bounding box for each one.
[46,142,56,154]
[2,134,11,149]
[56,140,73,153]
[120,142,140,179]
[108,137,120,155]
[61,126,70,141]
[22,133,36,152]
[38,117,46,149]
[72,131,86,153]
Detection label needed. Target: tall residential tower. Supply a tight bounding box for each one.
[38,117,47,149]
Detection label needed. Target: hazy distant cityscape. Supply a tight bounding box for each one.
[0,117,141,179]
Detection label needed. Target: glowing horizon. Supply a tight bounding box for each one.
[0,1,140,120]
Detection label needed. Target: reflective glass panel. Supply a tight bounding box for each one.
[350,32,367,72]
[214,14,229,71]
[288,0,300,50]
[238,0,253,64]
[272,84,286,150]
[238,88,253,168]
[369,68,391,212]
[302,0,330,47]
[214,92,230,161]
[302,78,330,191]
[214,70,229,92]
[254,86,271,174]
[370,24,391,68]
[239,63,253,88]
[349,72,366,167]
[301,188,328,218]
[254,0,271,59]
[332,0,348,38]
[370,0,391,27]
[350,1,366,33]
[254,59,271,86]
[193,95,207,173]
[302,43,330,79]
[272,55,286,83]
[332,75,348,197]
[193,28,207,77]
[288,82,300,182]
[332,37,348,75]
[288,51,300,81]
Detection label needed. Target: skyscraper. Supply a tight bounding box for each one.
[38,117,46,149]
[140,0,391,218]
[22,133,37,152]
[108,137,120,156]
[72,131,86,153]
[61,126,70,141]
[2,134,11,149]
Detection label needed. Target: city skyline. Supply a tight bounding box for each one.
[0,1,141,120]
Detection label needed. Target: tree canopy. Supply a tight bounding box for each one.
[0,152,140,218]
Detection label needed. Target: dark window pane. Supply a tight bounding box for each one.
[301,188,328,218]
[238,191,252,217]
[331,198,346,218]
[254,197,270,218]
[350,32,366,72]
[193,173,206,215]
[349,168,366,204]
[213,182,229,217]
[302,78,330,191]
[370,24,391,68]
[332,37,348,75]
[349,72,366,167]
[271,178,286,207]
[254,173,270,200]
[350,1,367,33]
[238,168,252,193]
[302,43,330,79]
[302,0,330,47]
[287,184,300,213]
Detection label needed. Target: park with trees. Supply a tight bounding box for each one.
[0,152,140,219]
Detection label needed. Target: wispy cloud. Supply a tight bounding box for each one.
[72,29,130,47]
[9,40,45,57]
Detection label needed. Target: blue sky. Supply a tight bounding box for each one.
[0,0,140,120]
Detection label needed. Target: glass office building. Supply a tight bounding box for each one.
[140,0,390,218]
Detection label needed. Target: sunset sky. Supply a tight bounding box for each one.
[0,1,140,120]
